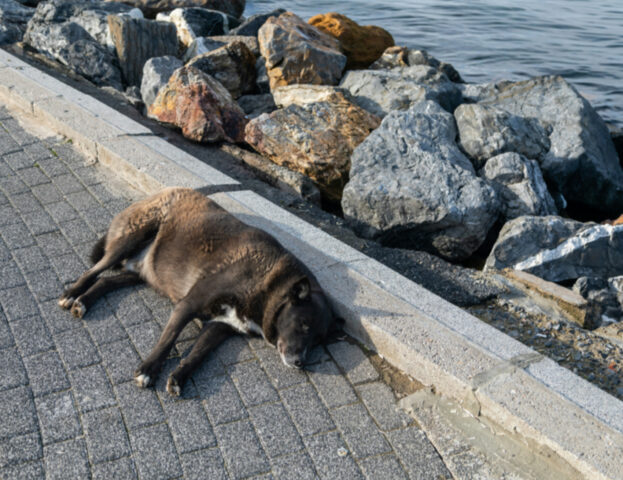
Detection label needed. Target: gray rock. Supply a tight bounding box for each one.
[229,8,285,37]
[156,7,239,48]
[140,55,183,107]
[182,34,258,61]
[0,21,22,43]
[455,103,551,168]
[463,75,623,216]
[0,0,34,26]
[70,5,141,52]
[342,101,500,260]
[370,46,463,83]
[237,93,276,119]
[105,0,245,19]
[23,0,135,88]
[108,14,178,87]
[25,20,123,89]
[186,40,255,99]
[608,123,623,168]
[573,277,622,324]
[255,56,269,93]
[340,65,462,118]
[485,216,623,282]
[481,152,557,220]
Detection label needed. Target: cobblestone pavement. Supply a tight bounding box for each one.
[0,106,452,480]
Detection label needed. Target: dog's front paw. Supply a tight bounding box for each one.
[58,294,74,310]
[70,299,86,318]
[166,375,181,397]
[134,370,153,389]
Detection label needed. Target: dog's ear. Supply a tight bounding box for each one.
[326,316,346,342]
[290,278,311,303]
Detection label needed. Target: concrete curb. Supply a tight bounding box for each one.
[1,47,622,479]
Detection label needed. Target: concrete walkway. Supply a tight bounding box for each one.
[0,107,452,479]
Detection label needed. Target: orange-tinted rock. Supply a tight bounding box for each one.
[308,12,394,69]
[613,214,623,225]
[245,91,380,201]
[148,66,247,143]
[258,12,346,90]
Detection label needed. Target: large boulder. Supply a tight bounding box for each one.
[245,91,380,202]
[370,46,463,83]
[308,12,394,69]
[23,0,133,88]
[342,101,500,260]
[0,0,35,43]
[229,8,284,37]
[23,0,136,50]
[148,65,247,143]
[258,12,346,90]
[481,153,557,220]
[182,34,258,61]
[155,7,239,47]
[108,14,178,87]
[187,40,255,99]
[455,104,551,168]
[105,0,245,19]
[485,216,623,282]
[25,20,123,89]
[340,66,462,118]
[462,76,623,216]
[140,55,183,106]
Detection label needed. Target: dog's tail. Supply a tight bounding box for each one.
[90,235,106,265]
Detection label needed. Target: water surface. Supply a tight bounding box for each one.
[246,0,623,128]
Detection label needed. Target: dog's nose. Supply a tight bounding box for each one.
[294,359,303,368]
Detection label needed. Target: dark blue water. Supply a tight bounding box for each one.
[245,0,623,128]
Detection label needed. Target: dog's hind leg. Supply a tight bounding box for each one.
[134,299,197,388]
[59,219,159,310]
[166,322,235,396]
[70,271,142,318]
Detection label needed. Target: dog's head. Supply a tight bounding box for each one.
[267,278,343,369]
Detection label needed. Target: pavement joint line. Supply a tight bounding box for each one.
[2,47,623,479]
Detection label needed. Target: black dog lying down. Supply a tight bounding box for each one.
[59,187,341,395]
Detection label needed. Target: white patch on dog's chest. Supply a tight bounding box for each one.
[211,305,263,336]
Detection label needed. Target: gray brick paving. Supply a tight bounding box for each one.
[328,341,380,384]
[357,382,412,431]
[281,383,336,437]
[331,403,392,459]
[359,454,410,480]
[83,407,131,464]
[215,419,271,479]
[0,106,450,479]
[34,391,81,445]
[129,423,183,480]
[91,456,138,480]
[44,438,90,480]
[0,433,42,468]
[270,451,318,480]
[11,315,54,356]
[181,448,228,480]
[165,400,216,453]
[0,347,28,391]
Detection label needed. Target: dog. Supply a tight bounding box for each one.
[59,187,341,395]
